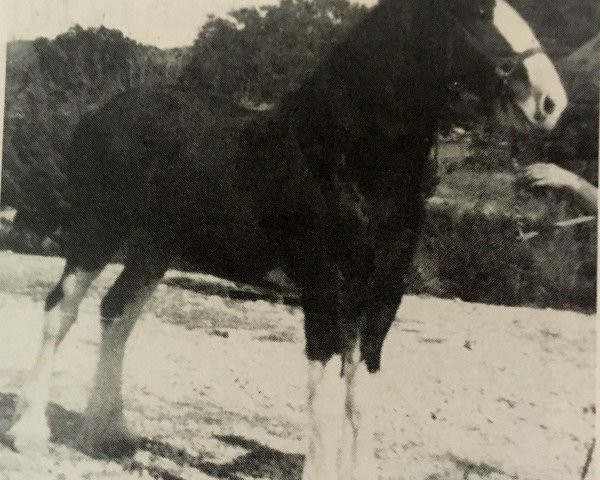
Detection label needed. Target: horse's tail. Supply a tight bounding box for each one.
[12,106,115,240]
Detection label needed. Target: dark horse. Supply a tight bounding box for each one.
[10,0,566,478]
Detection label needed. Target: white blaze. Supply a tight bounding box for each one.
[492,0,540,53]
[492,0,567,129]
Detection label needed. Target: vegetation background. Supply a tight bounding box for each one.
[1,0,597,311]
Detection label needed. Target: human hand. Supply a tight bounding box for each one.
[523,163,580,191]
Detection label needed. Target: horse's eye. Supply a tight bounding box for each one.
[498,59,513,73]
[479,8,487,19]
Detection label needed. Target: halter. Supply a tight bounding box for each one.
[434,16,545,158]
[492,46,545,83]
[452,16,545,85]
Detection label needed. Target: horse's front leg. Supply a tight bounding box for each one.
[301,305,346,480]
[301,332,382,480]
[342,342,379,480]
[341,291,403,480]
[303,355,346,480]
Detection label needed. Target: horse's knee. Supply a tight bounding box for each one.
[360,312,397,373]
[43,267,95,340]
[100,291,126,323]
[100,273,158,333]
[359,338,385,373]
[304,313,345,364]
[45,266,97,312]
[44,283,64,312]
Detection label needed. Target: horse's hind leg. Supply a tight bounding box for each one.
[79,231,172,457]
[9,262,103,453]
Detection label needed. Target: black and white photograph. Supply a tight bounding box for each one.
[0,0,596,479]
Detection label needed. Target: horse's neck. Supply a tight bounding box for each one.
[283,0,448,184]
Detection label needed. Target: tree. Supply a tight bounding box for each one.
[2,26,187,235]
[181,0,367,103]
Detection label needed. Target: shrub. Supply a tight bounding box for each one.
[409,202,596,311]
[0,218,60,256]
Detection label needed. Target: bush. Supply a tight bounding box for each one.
[408,203,596,311]
[531,223,597,310]
[0,218,60,256]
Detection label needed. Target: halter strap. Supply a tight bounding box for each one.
[494,46,545,81]
[453,17,545,83]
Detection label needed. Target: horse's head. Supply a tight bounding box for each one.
[447,0,567,130]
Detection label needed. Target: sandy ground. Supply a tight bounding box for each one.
[0,252,595,480]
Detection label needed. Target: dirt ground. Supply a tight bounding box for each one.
[0,252,595,480]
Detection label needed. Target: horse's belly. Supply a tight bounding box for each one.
[175,224,279,286]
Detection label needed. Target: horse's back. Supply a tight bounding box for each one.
[61,84,284,279]
[64,85,256,224]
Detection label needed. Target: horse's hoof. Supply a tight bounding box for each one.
[78,426,140,458]
[7,416,50,455]
[81,437,139,459]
